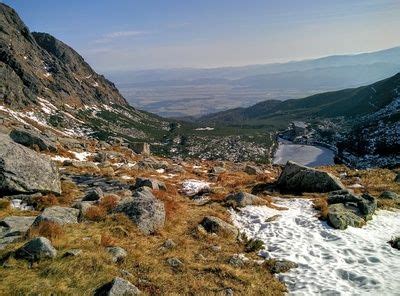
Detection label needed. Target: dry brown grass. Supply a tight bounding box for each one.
[28,221,65,242]
[58,180,81,206]
[312,197,329,220]
[0,199,11,210]
[33,194,59,210]
[85,206,107,222]
[99,195,119,212]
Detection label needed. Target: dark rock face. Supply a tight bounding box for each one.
[114,189,165,235]
[225,192,262,207]
[379,191,399,200]
[0,3,127,109]
[10,128,57,152]
[276,161,345,193]
[0,134,61,195]
[33,206,79,225]
[327,190,377,229]
[15,236,57,261]
[83,188,104,201]
[94,277,140,296]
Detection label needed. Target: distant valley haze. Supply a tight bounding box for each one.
[5,0,400,117]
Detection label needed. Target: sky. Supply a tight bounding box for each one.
[3,0,400,72]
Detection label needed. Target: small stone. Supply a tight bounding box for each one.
[265,259,298,274]
[161,239,177,250]
[244,165,262,175]
[225,192,263,207]
[228,254,247,267]
[132,177,166,191]
[107,246,127,263]
[166,257,184,268]
[210,245,222,252]
[265,215,281,222]
[200,216,238,238]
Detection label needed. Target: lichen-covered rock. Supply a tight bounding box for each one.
[114,189,165,235]
[33,206,79,225]
[225,192,263,207]
[200,216,238,237]
[327,204,366,230]
[276,161,345,193]
[107,246,127,263]
[0,134,61,195]
[15,237,57,261]
[0,216,35,237]
[94,277,141,296]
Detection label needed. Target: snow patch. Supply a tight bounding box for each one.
[195,127,214,131]
[10,199,34,211]
[72,151,92,161]
[181,179,210,196]
[230,198,400,295]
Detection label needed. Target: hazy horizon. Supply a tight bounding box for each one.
[3,0,400,72]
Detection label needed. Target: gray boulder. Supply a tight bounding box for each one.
[94,277,141,296]
[379,191,399,200]
[328,204,366,230]
[0,216,35,237]
[15,237,57,261]
[107,246,127,263]
[0,134,61,195]
[166,257,184,268]
[244,165,262,175]
[225,192,263,207]
[114,189,165,235]
[200,216,238,237]
[33,206,79,225]
[132,177,166,191]
[276,161,345,193]
[9,128,57,152]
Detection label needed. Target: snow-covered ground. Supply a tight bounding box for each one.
[231,198,400,295]
[274,140,334,167]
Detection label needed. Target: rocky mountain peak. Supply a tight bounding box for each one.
[0,3,127,109]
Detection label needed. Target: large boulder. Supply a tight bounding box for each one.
[276,161,345,193]
[0,134,61,195]
[94,277,141,296]
[9,128,57,152]
[33,206,79,225]
[15,237,57,261]
[244,165,263,175]
[225,192,263,207]
[0,216,36,249]
[114,188,165,235]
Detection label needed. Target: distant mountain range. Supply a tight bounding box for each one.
[108,47,400,117]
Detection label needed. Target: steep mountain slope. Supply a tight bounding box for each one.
[0,3,171,146]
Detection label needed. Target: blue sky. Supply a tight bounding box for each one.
[3,0,400,71]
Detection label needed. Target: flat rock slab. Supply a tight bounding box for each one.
[0,216,36,237]
[0,133,61,195]
[33,206,79,225]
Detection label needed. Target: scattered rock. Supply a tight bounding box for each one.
[114,189,165,235]
[0,133,61,195]
[15,237,57,261]
[244,165,262,175]
[200,216,238,238]
[388,237,400,250]
[228,254,248,267]
[107,246,127,263]
[94,277,141,296]
[161,239,177,250]
[264,259,298,274]
[63,249,82,257]
[0,216,35,237]
[181,180,210,197]
[9,128,57,152]
[210,245,222,252]
[33,206,79,225]
[209,167,226,175]
[225,192,263,207]
[166,257,184,268]
[379,191,399,200]
[129,142,150,155]
[83,188,104,201]
[132,177,166,191]
[72,201,96,219]
[276,161,345,193]
[94,152,108,163]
